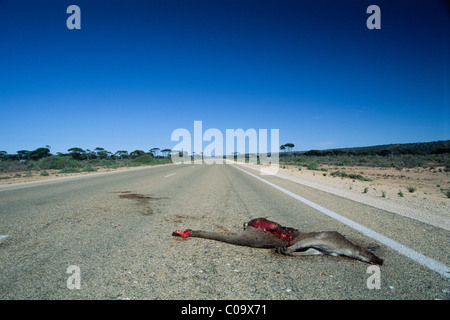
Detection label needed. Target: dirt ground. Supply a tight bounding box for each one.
[284,164,449,204]
[0,166,155,187]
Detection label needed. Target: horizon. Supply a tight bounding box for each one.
[2,138,448,157]
[1,0,449,155]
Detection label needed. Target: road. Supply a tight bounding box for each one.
[0,163,448,299]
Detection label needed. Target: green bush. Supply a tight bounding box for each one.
[89,159,116,168]
[58,167,81,174]
[331,171,348,178]
[349,174,372,181]
[330,170,372,181]
[132,154,156,164]
[40,171,49,176]
[306,162,319,170]
[294,156,308,164]
[82,166,97,172]
[34,156,82,170]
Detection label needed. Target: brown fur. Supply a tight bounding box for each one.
[172,218,383,265]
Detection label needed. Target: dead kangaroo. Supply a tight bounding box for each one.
[172,217,383,265]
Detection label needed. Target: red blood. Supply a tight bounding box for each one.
[247,218,282,231]
[247,218,293,244]
[175,229,192,238]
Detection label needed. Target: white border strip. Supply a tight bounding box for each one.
[231,164,450,278]
[164,173,176,178]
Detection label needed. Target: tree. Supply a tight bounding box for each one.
[304,150,322,156]
[431,147,450,155]
[284,143,295,152]
[115,150,129,159]
[68,147,86,160]
[130,150,145,159]
[280,145,286,152]
[85,149,96,160]
[149,148,160,157]
[94,147,111,159]
[17,150,30,160]
[161,149,171,157]
[379,149,392,157]
[29,147,51,160]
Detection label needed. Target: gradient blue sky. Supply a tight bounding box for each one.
[0,0,448,155]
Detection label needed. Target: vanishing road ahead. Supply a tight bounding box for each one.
[0,163,449,299]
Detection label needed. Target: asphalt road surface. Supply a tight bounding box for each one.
[0,163,448,300]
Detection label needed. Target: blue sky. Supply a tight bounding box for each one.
[0,0,448,155]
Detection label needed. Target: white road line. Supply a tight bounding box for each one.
[164,173,176,178]
[231,164,450,279]
[0,179,73,192]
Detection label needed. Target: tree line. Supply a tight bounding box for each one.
[295,147,450,157]
[279,141,450,158]
[0,146,173,162]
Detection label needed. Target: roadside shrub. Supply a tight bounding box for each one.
[307,162,319,170]
[58,167,81,173]
[34,156,82,170]
[350,174,372,181]
[330,170,372,181]
[1,160,27,172]
[294,156,308,164]
[82,166,97,172]
[132,154,156,165]
[331,170,348,178]
[89,159,116,168]
[40,171,49,176]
